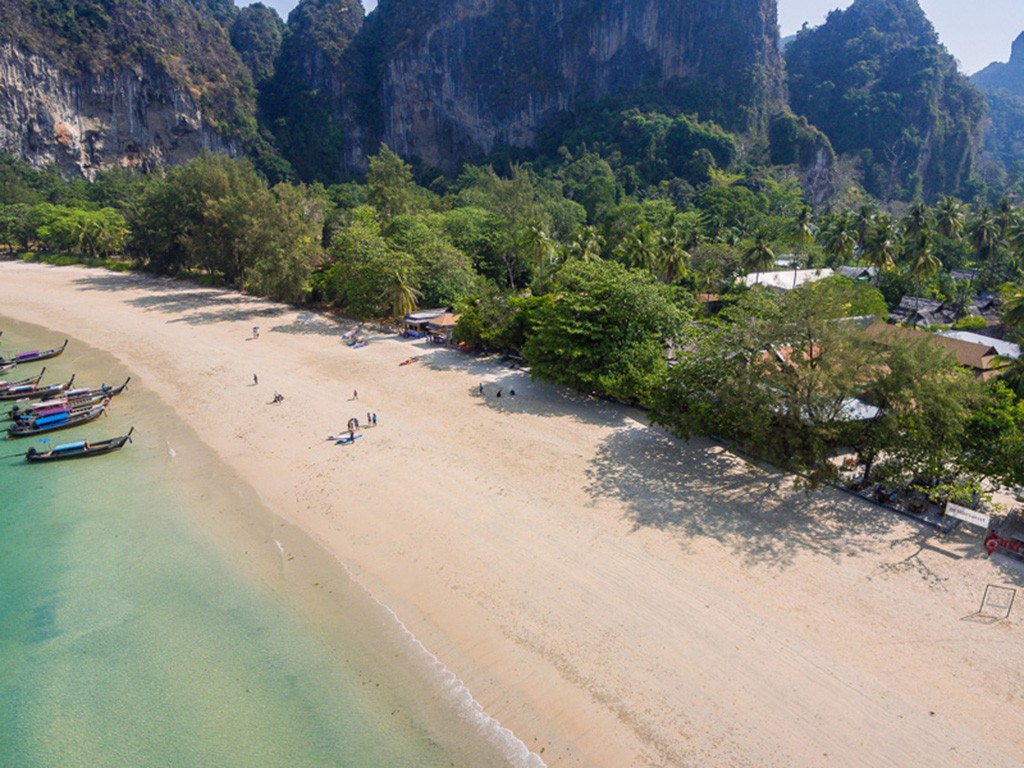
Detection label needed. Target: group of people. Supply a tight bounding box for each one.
[480,382,515,398]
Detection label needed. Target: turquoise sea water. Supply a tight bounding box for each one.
[0,319,532,768]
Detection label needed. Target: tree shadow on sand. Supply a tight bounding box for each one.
[584,425,939,567]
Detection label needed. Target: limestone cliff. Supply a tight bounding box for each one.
[0,0,253,177]
[296,0,784,175]
[973,32,1024,98]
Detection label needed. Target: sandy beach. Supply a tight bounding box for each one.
[2,260,1023,767]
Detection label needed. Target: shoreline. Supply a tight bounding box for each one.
[2,261,1023,766]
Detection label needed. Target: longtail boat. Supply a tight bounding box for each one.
[0,339,68,367]
[0,367,46,394]
[25,427,134,462]
[0,361,15,375]
[12,397,106,425]
[7,399,106,437]
[6,377,129,420]
[0,374,75,402]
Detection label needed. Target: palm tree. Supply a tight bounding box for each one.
[902,201,930,244]
[822,213,856,263]
[658,226,691,283]
[519,223,556,281]
[972,206,1001,262]
[861,215,898,275]
[567,226,605,263]
[905,229,940,324]
[742,227,775,284]
[794,205,815,251]
[1001,287,1024,332]
[853,204,877,249]
[615,224,658,273]
[387,269,423,319]
[935,196,965,241]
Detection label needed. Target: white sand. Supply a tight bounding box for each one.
[2,260,1023,767]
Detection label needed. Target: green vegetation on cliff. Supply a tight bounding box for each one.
[785,0,985,201]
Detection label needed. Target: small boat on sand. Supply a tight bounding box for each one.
[335,434,363,445]
[25,427,134,462]
[0,339,67,367]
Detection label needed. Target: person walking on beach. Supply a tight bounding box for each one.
[479,382,484,395]
[372,413,377,426]
[367,412,372,426]
[252,326,260,338]
[253,373,258,385]
[353,389,358,400]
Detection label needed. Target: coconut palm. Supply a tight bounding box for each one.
[861,214,899,275]
[742,227,775,283]
[902,201,930,244]
[794,205,815,251]
[519,223,556,280]
[853,203,877,249]
[905,229,940,324]
[1001,287,1024,332]
[615,224,658,273]
[935,195,965,241]
[822,213,856,263]
[972,206,1001,262]
[567,225,605,263]
[387,269,423,319]
[658,226,691,283]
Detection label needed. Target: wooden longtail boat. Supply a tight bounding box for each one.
[0,339,68,366]
[0,374,75,402]
[25,428,134,462]
[0,367,46,394]
[6,377,129,420]
[7,399,106,437]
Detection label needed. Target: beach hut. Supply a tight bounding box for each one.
[425,313,461,345]
[403,308,448,338]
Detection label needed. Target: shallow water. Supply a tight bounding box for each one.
[0,318,537,768]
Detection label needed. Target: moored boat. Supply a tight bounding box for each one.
[0,374,75,402]
[0,339,68,367]
[25,427,134,462]
[6,377,129,420]
[7,399,106,437]
[0,367,46,394]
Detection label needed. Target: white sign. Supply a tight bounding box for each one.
[944,501,990,529]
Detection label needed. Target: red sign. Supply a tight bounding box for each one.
[985,530,1023,557]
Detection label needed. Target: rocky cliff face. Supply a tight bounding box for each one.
[785,0,985,200]
[0,0,254,178]
[323,0,784,173]
[973,32,1024,98]
[0,43,236,177]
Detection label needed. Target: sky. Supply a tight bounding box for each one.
[240,1,1024,75]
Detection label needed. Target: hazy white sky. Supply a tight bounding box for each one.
[240,1,1024,75]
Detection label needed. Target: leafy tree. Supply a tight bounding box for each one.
[522,260,687,404]
[367,144,419,221]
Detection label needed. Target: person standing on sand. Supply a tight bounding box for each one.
[479,382,484,395]
[253,326,259,338]
[253,374,258,385]
[353,389,358,400]
[367,412,371,426]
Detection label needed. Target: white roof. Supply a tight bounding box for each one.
[936,330,1020,359]
[743,268,834,290]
